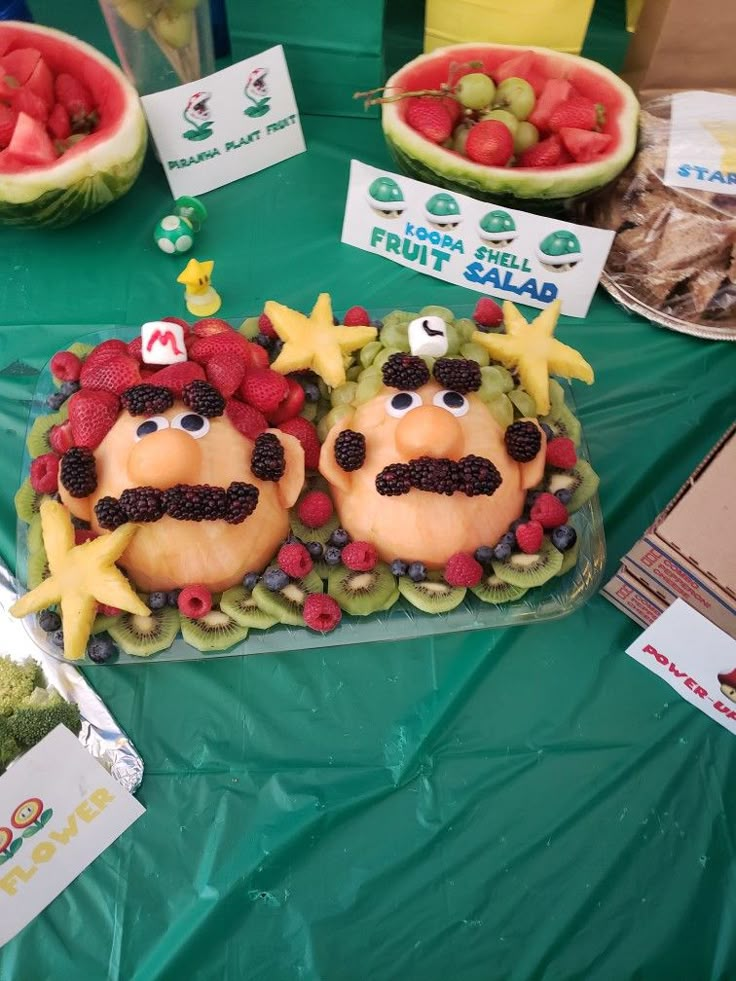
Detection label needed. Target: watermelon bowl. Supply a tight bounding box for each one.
[381,43,639,213]
[0,21,147,228]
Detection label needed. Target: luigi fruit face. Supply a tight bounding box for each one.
[479,209,517,248]
[319,351,546,568]
[366,176,406,219]
[425,192,462,230]
[537,230,582,273]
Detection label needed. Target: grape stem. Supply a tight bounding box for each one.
[353,60,483,109]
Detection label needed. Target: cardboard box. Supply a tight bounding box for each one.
[602,567,669,629]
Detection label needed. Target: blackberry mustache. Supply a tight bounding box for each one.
[94,482,259,530]
[375,455,502,497]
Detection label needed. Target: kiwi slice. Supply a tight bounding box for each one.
[109,607,180,657]
[26,407,66,458]
[15,480,43,525]
[472,574,528,605]
[180,608,247,653]
[548,379,565,411]
[66,342,94,361]
[556,539,580,577]
[253,569,323,626]
[328,562,398,616]
[540,403,581,446]
[27,514,44,554]
[492,538,563,588]
[27,548,49,589]
[543,460,599,513]
[220,585,277,630]
[398,571,465,614]
[290,507,339,547]
[92,611,121,635]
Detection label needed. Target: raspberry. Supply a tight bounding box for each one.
[297,490,333,528]
[504,421,542,462]
[278,542,313,578]
[343,306,371,327]
[120,384,174,416]
[473,298,503,329]
[546,437,577,469]
[251,432,285,481]
[178,585,212,619]
[341,541,377,572]
[258,312,278,338]
[432,358,481,393]
[278,417,320,470]
[375,463,411,496]
[29,453,59,495]
[163,484,226,521]
[530,492,568,529]
[182,380,225,418]
[444,552,483,588]
[303,593,342,632]
[50,351,81,382]
[60,447,97,498]
[94,496,127,530]
[333,430,366,472]
[225,482,259,524]
[515,520,544,554]
[119,487,166,522]
[381,353,430,390]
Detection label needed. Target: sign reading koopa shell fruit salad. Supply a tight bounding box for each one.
[342,161,616,317]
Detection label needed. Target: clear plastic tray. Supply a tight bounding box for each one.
[16,322,606,664]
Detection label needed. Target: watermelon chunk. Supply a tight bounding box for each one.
[494,51,535,84]
[528,79,572,131]
[0,47,41,86]
[25,57,54,109]
[7,111,57,166]
[559,127,612,163]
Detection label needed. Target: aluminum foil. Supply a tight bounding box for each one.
[0,560,143,793]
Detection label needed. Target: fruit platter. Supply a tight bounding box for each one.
[12,297,605,665]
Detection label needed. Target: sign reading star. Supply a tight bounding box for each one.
[265,293,377,389]
[11,500,149,661]
[472,300,594,416]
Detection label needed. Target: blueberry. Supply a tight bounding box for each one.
[51,628,64,648]
[272,340,283,357]
[541,423,554,440]
[555,488,573,505]
[59,380,80,397]
[329,528,350,548]
[407,562,426,583]
[253,333,273,351]
[285,531,301,544]
[38,609,61,633]
[390,559,407,577]
[474,321,492,333]
[371,318,384,330]
[71,516,90,530]
[324,545,342,566]
[166,589,181,608]
[264,568,289,591]
[474,546,495,565]
[302,382,320,403]
[87,635,115,663]
[551,525,577,552]
[526,491,542,509]
[500,532,516,547]
[46,392,66,410]
[148,591,167,611]
[305,541,323,559]
[510,519,524,533]
[243,571,260,591]
[493,543,512,561]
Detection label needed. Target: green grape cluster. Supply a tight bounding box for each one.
[110,0,200,48]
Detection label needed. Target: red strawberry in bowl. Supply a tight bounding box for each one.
[518,134,563,168]
[548,95,602,134]
[465,120,513,166]
[405,97,453,144]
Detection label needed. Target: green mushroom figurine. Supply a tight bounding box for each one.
[154,195,208,255]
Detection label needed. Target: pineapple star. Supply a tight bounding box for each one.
[10,500,149,661]
[472,299,594,416]
[265,293,377,389]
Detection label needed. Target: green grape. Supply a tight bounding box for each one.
[166,0,200,11]
[452,122,473,155]
[331,382,357,407]
[456,72,495,111]
[317,415,332,443]
[238,316,260,339]
[453,317,477,343]
[484,393,514,428]
[480,365,514,394]
[300,401,318,422]
[114,0,151,30]
[419,305,455,322]
[346,365,362,381]
[420,356,436,373]
[460,342,490,367]
[359,340,383,369]
[444,324,462,356]
[508,389,536,417]
[379,321,409,350]
[549,378,565,409]
[493,77,535,121]
[324,405,353,429]
[153,8,193,47]
[513,121,539,154]
[354,371,384,405]
[479,108,518,137]
[373,347,403,370]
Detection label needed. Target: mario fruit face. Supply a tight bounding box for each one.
[319,354,546,568]
[58,382,304,592]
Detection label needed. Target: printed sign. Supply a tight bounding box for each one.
[664,91,736,197]
[141,45,306,198]
[341,160,615,318]
[0,726,144,946]
[626,599,736,735]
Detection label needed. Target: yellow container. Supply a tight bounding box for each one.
[626,0,646,32]
[424,0,595,55]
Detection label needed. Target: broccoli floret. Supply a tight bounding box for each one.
[0,656,44,716]
[0,717,20,772]
[6,687,81,749]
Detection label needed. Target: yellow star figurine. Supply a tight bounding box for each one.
[472,299,594,416]
[10,500,149,661]
[265,293,377,389]
[177,257,221,317]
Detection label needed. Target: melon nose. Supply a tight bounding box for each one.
[128,429,202,489]
[396,405,462,459]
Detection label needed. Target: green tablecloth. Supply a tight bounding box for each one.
[2,2,736,978]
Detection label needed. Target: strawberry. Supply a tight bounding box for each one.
[258,312,278,338]
[189,331,250,365]
[11,86,49,123]
[465,120,513,166]
[29,453,59,494]
[47,102,70,140]
[240,368,289,414]
[127,336,142,361]
[75,529,96,546]
[405,97,453,144]
[548,96,599,133]
[0,103,17,149]
[225,398,268,439]
[161,316,190,329]
[54,72,94,126]
[97,603,121,616]
[473,297,503,328]
[49,421,74,456]
[146,361,205,395]
[83,339,129,370]
[441,95,463,127]
[444,551,483,588]
[192,317,231,337]
[206,354,245,398]
[79,353,140,394]
[248,342,270,369]
[530,492,568,530]
[559,127,612,163]
[50,350,81,382]
[515,520,543,554]
[343,305,371,327]
[278,417,320,470]
[268,376,305,424]
[545,437,577,469]
[68,389,119,449]
[528,79,572,131]
[518,134,563,168]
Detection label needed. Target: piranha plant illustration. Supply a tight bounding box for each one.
[11,797,53,838]
[243,67,270,118]
[0,826,22,866]
[182,91,214,141]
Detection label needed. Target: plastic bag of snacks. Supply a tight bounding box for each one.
[578,95,736,340]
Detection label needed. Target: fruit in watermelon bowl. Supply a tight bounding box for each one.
[378,43,638,212]
[0,21,147,228]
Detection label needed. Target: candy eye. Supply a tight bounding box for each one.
[171,412,210,439]
[134,416,169,441]
[432,390,469,417]
[386,391,422,418]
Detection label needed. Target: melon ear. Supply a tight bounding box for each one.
[58,484,93,523]
[266,429,305,509]
[518,419,547,490]
[318,413,356,493]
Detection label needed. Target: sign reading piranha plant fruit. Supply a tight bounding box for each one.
[341,160,616,318]
[0,727,144,946]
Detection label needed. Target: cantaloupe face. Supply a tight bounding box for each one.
[328,381,529,568]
